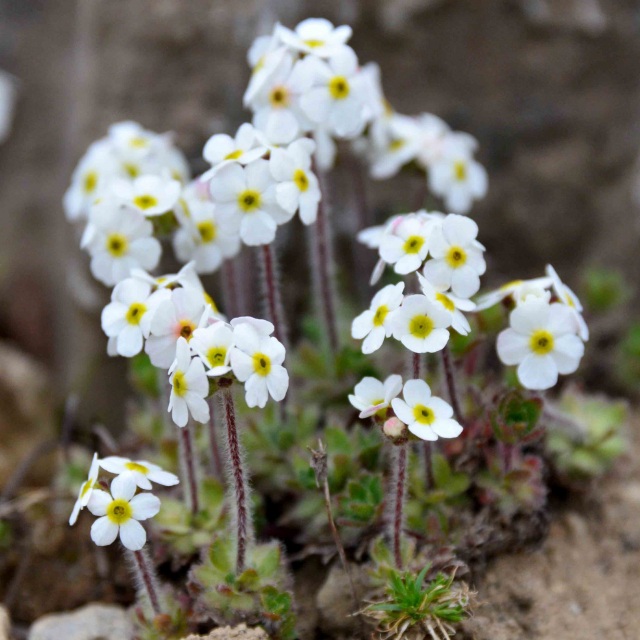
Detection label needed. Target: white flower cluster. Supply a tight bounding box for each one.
[99,262,289,425]
[482,265,588,391]
[350,211,476,442]
[69,453,178,551]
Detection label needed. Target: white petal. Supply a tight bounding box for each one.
[403,379,432,406]
[99,456,128,475]
[408,423,438,441]
[87,489,111,517]
[351,309,374,340]
[431,418,463,438]
[110,473,137,501]
[517,354,558,390]
[129,493,161,520]
[362,326,386,354]
[552,334,584,374]
[266,365,289,401]
[90,517,119,547]
[391,398,413,425]
[147,469,180,486]
[496,329,529,366]
[119,519,147,551]
[245,375,269,408]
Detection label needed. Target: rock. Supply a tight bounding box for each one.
[181,624,269,639]
[28,603,134,640]
[0,605,10,640]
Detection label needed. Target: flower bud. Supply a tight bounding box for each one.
[383,417,406,440]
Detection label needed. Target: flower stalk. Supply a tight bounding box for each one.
[130,548,163,618]
[220,383,253,573]
[179,422,200,515]
[258,242,288,349]
[390,442,408,569]
[222,257,243,319]
[207,398,223,479]
[442,345,464,425]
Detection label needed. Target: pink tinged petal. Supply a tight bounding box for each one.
[147,469,179,486]
[186,393,210,423]
[496,329,529,366]
[267,365,289,401]
[431,418,463,439]
[209,163,246,202]
[87,489,112,517]
[171,396,189,428]
[408,423,438,441]
[517,354,558,391]
[427,397,454,419]
[552,334,584,375]
[129,493,161,520]
[119,519,147,551]
[245,374,269,408]
[111,473,137,501]
[91,517,119,547]
[403,379,432,405]
[351,309,374,340]
[359,403,387,419]
[391,398,414,425]
[362,326,386,354]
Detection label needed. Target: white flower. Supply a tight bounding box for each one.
[546,264,589,341]
[230,320,289,408]
[108,121,168,158]
[203,123,267,169]
[422,214,486,298]
[414,113,450,169]
[357,215,403,250]
[173,198,241,274]
[145,286,210,368]
[247,54,314,145]
[379,214,433,275]
[391,379,463,441]
[352,282,405,354]
[113,174,181,216]
[87,474,160,551]
[417,274,475,336]
[497,298,585,390]
[300,46,368,139]
[101,278,170,357]
[99,456,179,490]
[190,323,235,377]
[390,294,450,354]
[81,200,162,287]
[64,141,120,222]
[132,261,204,293]
[428,134,487,214]
[275,18,352,58]
[368,114,421,180]
[168,337,210,427]
[474,276,553,311]
[269,139,321,224]
[312,126,338,172]
[209,160,291,246]
[348,374,402,419]
[69,453,100,526]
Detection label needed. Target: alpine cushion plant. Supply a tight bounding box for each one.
[58,14,607,640]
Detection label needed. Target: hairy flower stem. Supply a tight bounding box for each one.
[220,384,252,574]
[222,257,242,319]
[179,422,200,515]
[258,243,289,350]
[207,398,223,479]
[441,345,464,425]
[412,352,422,380]
[390,443,408,569]
[312,166,339,354]
[130,548,162,618]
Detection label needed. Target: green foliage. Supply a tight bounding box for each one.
[337,472,384,527]
[491,390,543,444]
[155,478,227,558]
[364,564,472,640]
[581,266,630,313]
[546,390,627,481]
[189,537,295,639]
[132,591,190,640]
[616,322,640,391]
[129,353,160,397]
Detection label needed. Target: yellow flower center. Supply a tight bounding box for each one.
[293,169,309,192]
[304,39,324,48]
[123,162,140,178]
[107,498,133,525]
[269,85,290,108]
[133,194,159,211]
[329,75,350,100]
[252,352,272,376]
[403,235,425,255]
[125,461,149,475]
[373,305,389,327]
[83,171,98,194]
[530,330,554,355]
[435,292,455,312]
[125,302,147,325]
[177,320,195,341]
[409,314,434,339]
[130,136,149,149]
[238,189,261,213]
[207,347,227,368]
[413,404,435,425]
[197,221,217,243]
[203,292,218,312]
[106,233,128,257]
[371,398,387,419]
[445,246,467,268]
[80,479,94,498]
[225,149,243,160]
[172,370,188,397]
[389,139,406,152]
[453,161,467,181]
[500,279,523,291]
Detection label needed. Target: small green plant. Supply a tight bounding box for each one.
[364,565,473,640]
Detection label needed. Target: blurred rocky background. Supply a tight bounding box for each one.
[0,0,639,439]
